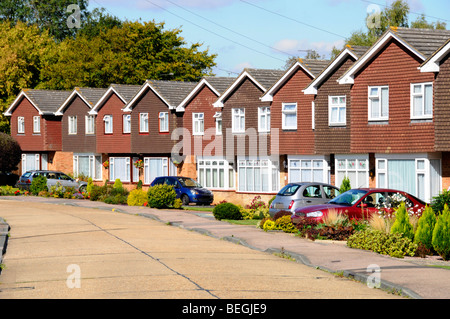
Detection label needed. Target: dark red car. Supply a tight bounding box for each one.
[291,188,427,225]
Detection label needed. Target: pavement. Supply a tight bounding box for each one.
[1,195,449,299]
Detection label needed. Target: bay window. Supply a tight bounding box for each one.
[109,157,130,182]
[238,157,278,193]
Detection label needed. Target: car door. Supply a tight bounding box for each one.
[302,185,326,206]
[357,191,387,219]
[322,185,340,201]
[45,172,58,189]
[58,173,76,189]
[165,177,182,198]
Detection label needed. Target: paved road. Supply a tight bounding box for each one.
[0,199,400,299]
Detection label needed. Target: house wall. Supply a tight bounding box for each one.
[350,38,435,154]
[61,96,97,153]
[96,93,132,154]
[10,98,44,151]
[130,87,178,155]
[220,78,271,157]
[434,52,450,152]
[43,116,62,151]
[314,56,355,155]
[270,67,315,155]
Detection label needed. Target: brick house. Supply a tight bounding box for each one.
[261,59,330,189]
[303,45,368,187]
[88,84,141,185]
[212,68,285,205]
[339,27,450,202]
[4,89,71,174]
[122,80,197,186]
[55,87,108,181]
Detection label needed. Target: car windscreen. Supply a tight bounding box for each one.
[177,177,201,188]
[277,184,300,196]
[329,189,368,206]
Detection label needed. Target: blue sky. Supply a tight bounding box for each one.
[88,0,450,76]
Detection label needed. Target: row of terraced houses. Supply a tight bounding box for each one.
[5,27,450,205]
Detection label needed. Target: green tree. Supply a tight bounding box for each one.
[0,132,21,172]
[411,14,447,30]
[339,176,352,193]
[432,205,450,261]
[391,202,414,240]
[414,206,437,250]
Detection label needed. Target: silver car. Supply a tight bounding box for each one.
[17,170,88,193]
[269,182,340,217]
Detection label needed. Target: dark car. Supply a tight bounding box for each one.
[17,170,88,193]
[269,182,340,217]
[150,176,214,206]
[291,188,427,224]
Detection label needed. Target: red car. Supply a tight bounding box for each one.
[291,188,427,224]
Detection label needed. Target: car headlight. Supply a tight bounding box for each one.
[190,190,199,195]
[306,211,323,218]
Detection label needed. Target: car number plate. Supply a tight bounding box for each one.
[274,203,284,209]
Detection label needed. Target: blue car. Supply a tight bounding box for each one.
[150,176,214,206]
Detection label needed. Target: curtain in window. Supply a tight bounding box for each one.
[388,160,415,195]
[111,158,130,182]
[78,156,90,177]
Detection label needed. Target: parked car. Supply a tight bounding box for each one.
[291,188,427,224]
[269,182,340,217]
[17,170,88,193]
[150,176,214,206]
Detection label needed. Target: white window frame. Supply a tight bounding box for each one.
[85,115,95,135]
[328,96,346,126]
[144,157,169,185]
[197,157,234,190]
[123,114,131,134]
[411,82,433,120]
[192,113,204,136]
[18,117,25,134]
[140,113,149,133]
[258,106,271,133]
[312,101,315,130]
[73,154,102,181]
[232,108,245,133]
[214,112,222,136]
[103,115,113,134]
[335,155,369,189]
[21,153,40,174]
[33,116,40,134]
[282,103,297,130]
[109,157,131,183]
[288,156,329,184]
[159,112,169,133]
[368,86,389,121]
[68,116,77,135]
[237,157,279,193]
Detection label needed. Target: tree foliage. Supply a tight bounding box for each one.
[0,132,22,172]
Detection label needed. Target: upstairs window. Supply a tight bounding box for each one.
[368,86,389,121]
[17,117,25,134]
[33,116,41,134]
[140,113,148,133]
[85,115,95,134]
[103,115,113,134]
[258,106,271,133]
[329,96,346,126]
[411,83,433,119]
[282,103,297,130]
[193,113,204,135]
[123,114,131,134]
[159,112,169,132]
[232,108,245,133]
[68,116,77,135]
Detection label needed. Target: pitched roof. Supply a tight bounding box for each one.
[260,59,330,102]
[176,76,236,112]
[213,68,285,107]
[303,45,369,95]
[4,89,72,116]
[124,80,198,111]
[420,38,450,72]
[89,84,142,115]
[339,27,450,85]
[54,87,108,115]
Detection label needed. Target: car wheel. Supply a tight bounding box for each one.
[79,185,87,193]
[181,194,190,206]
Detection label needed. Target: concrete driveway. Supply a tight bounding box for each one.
[0,199,401,299]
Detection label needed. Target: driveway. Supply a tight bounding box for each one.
[0,199,400,299]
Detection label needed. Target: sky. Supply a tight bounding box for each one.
[88,0,450,77]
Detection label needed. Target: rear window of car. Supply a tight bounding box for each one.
[278,184,300,196]
[22,172,31,178]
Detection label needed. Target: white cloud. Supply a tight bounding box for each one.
[272,38,345,58]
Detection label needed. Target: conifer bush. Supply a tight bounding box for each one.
[30,175,48,195]
[432,205,450,261]
[414,206,437,251]
[390,202,414,240]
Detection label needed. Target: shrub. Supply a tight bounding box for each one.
[339,176,351,193]
[127,189,148,206]
[136,180,143,190]
[432,205,450,261]
[274,215,297,233]
[49,183,64,198]
[113,179,123,189]
[253,206,269,220]
[414,206,437,251]
[89,185,106,201]
[347,229,417,258]
[147,184,176,209]
[30,175,48,195]
[258,217,271,229]
[295,217,320,240]
[248,195,266,210]
[212,202,242,221]
[391,202,414,240]
[317,225,355,241]
[0,132,21,172]
[0,185,20,196]
[263,219,276,231]
[431,190,450,215]
[273,210,292,221]
[173,198,183,209]
[104,193,128,205]
[321,209,348,228]
[86,178,94,194]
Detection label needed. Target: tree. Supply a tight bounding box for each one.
[0,21,56,133]
[411,14,447,30]
[0,0,90,41]
[432,205,450,261]
[0,132,22,172]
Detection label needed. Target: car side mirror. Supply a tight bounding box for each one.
[359,203,367,208]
